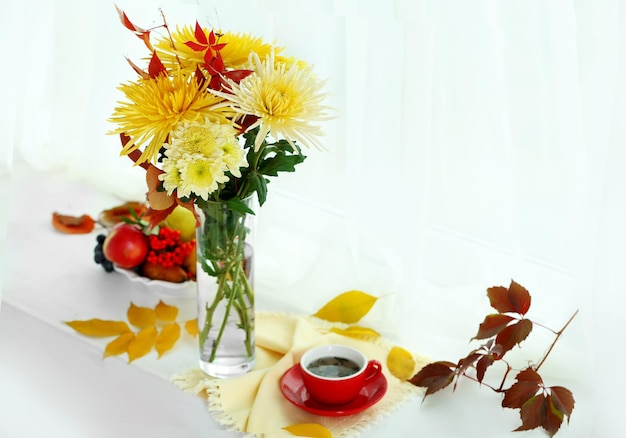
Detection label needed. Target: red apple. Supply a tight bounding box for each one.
[103,223,149,269]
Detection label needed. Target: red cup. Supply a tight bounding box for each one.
[299,344,383,405]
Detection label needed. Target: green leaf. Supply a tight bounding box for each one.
[252,172,268,206]
[259,153,306,176]
[224,197,254,215]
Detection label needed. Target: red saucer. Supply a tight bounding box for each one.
[279,364,388,417]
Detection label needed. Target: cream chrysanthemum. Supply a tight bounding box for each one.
[154,27,282,74]
[109,72,232,164]
[210,52,331,151]
[159,119,247,200]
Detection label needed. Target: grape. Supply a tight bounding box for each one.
[94,234,114,273]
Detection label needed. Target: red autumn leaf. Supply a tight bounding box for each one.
[184,40,208,52]
[224,69,254,83]
[495,318,533,355]
[194,21,208,45]
[114,6,152,50]
[543,394,566,436]
[148,51,167,78]
[487,286,516,313]
[550,386,575,421]
[515,394,548,432]
[504,369,574,436]
[502,369,542,409]
[487,280,532,315]
[456,352,481,375]
[473,313,515,340]
[207,53,225,75]
[508,280,531,315]
[408,362,456,397]
[475,354,495,383]
[125,57,150,80]
[115,5,146,34]
[51,212,95,234]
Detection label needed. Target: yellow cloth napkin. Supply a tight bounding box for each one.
[173,311,429,437]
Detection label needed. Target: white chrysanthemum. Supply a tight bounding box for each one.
[211,52,332,151]
[177,153,228,200]
[158,119,248,199]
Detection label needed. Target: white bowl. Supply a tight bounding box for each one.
[114,266,195,298]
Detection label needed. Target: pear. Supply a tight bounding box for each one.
[161,206,196,242]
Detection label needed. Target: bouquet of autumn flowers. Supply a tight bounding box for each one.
[108,7,332,376]
[109,6,331,223]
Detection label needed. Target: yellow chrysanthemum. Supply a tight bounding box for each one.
[109,72,232,164]
[211,52,332,151]
[154,26,283,74]
[159,119,247,200]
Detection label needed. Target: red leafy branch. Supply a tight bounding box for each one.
[409,280,577,437]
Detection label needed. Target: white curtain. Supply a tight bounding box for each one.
[3,0,625,434]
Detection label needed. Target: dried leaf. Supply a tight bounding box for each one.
[408,361,456,397]
[52,212,95,234]
[313,290,378,324]
[282,423,332,438]
[156,323,181,358]
[146,166,174,210]
[155,300,179,322]
[99,201,147,227]
[329,325,380,340]
[127,303,156,328]
[495,318,533,355]
[387,346,417,381]
[65,319,130,337]
[128,326,158,362]
[104,332,135,358]
[473,314,515,340]
[185,319,199,336]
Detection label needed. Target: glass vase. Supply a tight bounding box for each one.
[195,197,255,378]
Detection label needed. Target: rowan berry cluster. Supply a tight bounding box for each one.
[146,227,195,268]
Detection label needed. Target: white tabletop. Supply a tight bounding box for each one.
[0,162,594,437]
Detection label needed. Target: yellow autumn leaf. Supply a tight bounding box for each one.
[329,325,381,340]
[155,300,178,322]
[127,302,157,328]
[185,318,199,336]
[104,332,135,358]
[313,290,378,324]
[128,326,158,362]
[156,323,181,358]
[387,345,417,381]
[65,319,131,337]
[283,423,333,438]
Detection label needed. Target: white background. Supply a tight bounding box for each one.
[2,0,625,436]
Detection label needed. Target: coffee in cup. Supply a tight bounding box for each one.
[299,344,383,405]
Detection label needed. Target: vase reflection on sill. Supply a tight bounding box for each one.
[195,198,256,378]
